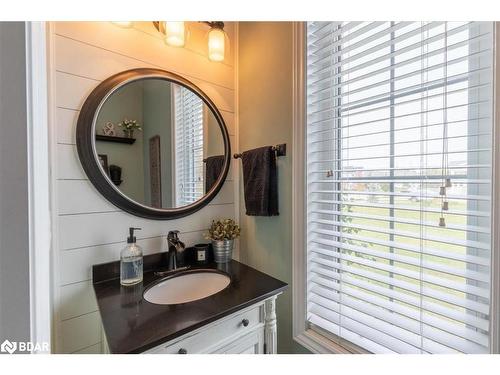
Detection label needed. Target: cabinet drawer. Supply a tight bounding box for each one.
[214,327,264,354]
[146,303,263,354]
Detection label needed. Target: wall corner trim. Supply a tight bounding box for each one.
[25,21,52,353]
[291,21,308,345]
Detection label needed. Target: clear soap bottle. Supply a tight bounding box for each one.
[120,227,143,286]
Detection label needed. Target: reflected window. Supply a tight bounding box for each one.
[173,85,205,206]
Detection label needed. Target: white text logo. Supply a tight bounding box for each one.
[0,340,17,354]
[0,339,49,354]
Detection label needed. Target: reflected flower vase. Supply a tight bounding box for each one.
[123,129,134,138]
[212,239,234,263]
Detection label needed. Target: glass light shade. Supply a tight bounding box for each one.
[164,22,186,47]
[111,21,133,28]
[208,28,225,62]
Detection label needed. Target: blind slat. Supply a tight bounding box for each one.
[308,201,490,218]
[310,214,490,235]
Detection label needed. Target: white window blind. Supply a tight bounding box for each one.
[174,85,204,206]
[306,22,493,354]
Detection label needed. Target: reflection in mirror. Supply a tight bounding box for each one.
[94,79,225,209]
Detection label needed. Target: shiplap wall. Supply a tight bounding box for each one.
[49,22,237,353]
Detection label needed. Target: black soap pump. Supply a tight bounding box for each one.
[120,227,143,286]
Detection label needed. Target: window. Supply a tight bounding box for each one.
[305,22,494,353]
[173,85,204,206]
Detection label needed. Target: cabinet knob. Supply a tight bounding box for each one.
[242,318,249,327]
[178,348,187,354]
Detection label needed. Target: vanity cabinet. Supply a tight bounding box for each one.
[143,295,278,354]
[94,259,287,354]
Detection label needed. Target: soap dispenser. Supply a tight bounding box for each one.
[120,227,143,286]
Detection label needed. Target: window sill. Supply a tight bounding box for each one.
[293,329,363,354]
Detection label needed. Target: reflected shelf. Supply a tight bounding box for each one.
[96,135,136,144]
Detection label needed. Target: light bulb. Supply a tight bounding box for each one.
[164,22,186,47]
[208,27,225,62]
[111,21,133,28]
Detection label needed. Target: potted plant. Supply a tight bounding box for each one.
[206,219,240,263]
[117,118,142,138]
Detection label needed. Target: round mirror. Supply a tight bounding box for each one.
[76,68,231,219]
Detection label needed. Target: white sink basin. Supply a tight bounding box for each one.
[143,270,231,305]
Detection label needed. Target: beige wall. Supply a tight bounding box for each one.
[50,21,237,353]
[238,22,309,353]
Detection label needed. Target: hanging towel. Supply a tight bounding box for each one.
[205,155,225,193]
[241,146,279,216]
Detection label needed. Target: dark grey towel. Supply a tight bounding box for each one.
[241,146,279,216]
[205,155,225,193]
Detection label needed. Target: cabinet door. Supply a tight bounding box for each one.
[215,328,264,354]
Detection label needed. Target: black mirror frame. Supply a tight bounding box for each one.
[76,68,231,220]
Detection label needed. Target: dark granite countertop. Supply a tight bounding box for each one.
[92,253,288,354]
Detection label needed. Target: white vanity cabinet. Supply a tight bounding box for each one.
[143,295,279,354]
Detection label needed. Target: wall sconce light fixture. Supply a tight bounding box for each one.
[113,21,227,62]
[165,22,186,47]
[153,21,187,47]
[205,22,226,62]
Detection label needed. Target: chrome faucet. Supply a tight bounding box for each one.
[166,230,186,271]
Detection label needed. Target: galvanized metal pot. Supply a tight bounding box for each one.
[212,239,234,263]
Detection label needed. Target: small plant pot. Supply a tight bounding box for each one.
[211,239,234,263]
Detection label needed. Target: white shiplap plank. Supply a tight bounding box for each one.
[60,311,101,353]
[221,110,235,136]
[60,242,124,285]
[54,33,151,83]
[55,68,234,114]
[60,280,98,320]
[58,203,234,250]
[56,143,85,180]
[57,179,116,215]
[54,22,234,89]
[59,231,207,286]
[56,107,79,144]
[58,179,233,216]
[192,80,234,113]
[208,182,235,205]
[56,138,236,181]
[55,71,98,111]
